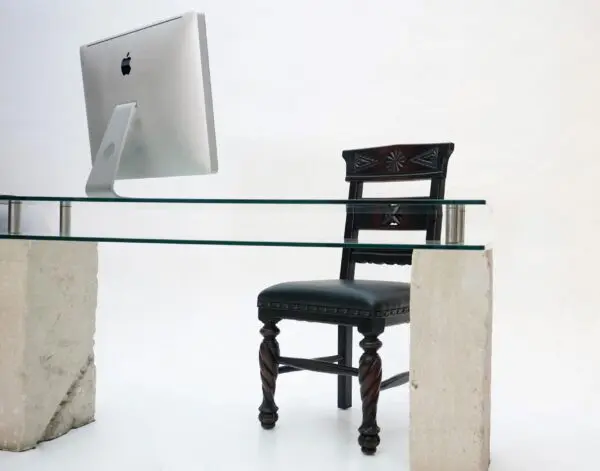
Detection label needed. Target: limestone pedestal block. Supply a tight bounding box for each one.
[409,249,493,471]
[0,240,98,451]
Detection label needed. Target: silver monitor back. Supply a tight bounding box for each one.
[80,12,217,197]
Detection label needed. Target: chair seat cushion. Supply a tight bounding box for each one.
[257,279,410,320]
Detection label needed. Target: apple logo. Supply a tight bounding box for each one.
[121,53,132,76]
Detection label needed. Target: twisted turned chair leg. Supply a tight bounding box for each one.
[358,331,383,455]
[258,320,280,429]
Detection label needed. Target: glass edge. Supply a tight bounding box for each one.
[0,234,486,250]
[0,196,487,205]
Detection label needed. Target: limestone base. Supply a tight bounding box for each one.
[0,240,98,451]
[409,248,493,471]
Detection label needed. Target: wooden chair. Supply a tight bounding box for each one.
[257,142,454,454]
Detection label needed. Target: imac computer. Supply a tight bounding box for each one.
[80,12,218,197]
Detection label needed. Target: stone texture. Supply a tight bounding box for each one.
[0,240,98,451]
[409,249,493,471]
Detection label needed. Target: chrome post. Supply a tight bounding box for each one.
[8,200,22,234]
[59,201,72,237]
[445,204,465,244]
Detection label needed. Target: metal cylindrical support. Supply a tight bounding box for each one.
[7,200,22,234]
[59,201,72,237]
[445,204,465,244]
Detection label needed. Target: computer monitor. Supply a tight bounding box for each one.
[80,12,218,197]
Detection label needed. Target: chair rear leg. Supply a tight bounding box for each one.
[337,325,353,409]
[258,319,280,429]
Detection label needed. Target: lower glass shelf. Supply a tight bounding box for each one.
[0,234,486,250]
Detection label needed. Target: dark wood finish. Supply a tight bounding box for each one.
[258,320,280,429]
[357,324,384,455]
[280,356,359,376]
[348,199,436,232]
[279,355,343,374]
[380,371,410,391]
[338,181,362,410]
[342,143,452,182]
[256,142,454,454]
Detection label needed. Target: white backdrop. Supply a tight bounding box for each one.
[1,1,599,470]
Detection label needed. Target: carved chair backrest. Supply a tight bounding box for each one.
[339,143,454,280]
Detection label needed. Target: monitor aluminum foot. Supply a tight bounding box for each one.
[85,102,137,198]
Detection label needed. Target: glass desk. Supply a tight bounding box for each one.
[0,195,488,249]
[0,195,492,469]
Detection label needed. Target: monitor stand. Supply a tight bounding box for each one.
[85,102,137,198]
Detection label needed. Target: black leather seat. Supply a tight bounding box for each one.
[258,280,410,324]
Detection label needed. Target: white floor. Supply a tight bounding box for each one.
[0,255,599,471]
